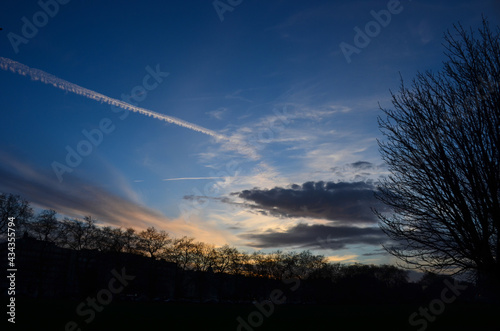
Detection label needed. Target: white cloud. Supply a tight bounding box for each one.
[206,107,228,120]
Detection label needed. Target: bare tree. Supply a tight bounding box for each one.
[213,244,243,274]
[167,236,197,269]
[249,251,278,279]
[0,193,33,236]
[136,226,171,259]
[375,19,499,294]
[122,227,140,254]
[60,216,99,250]
[284,250,328,280]
[96,226,127,253]
[28,209,62,243]
[191,242,217,272]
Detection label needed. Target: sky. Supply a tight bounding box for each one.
[0,0,499,265]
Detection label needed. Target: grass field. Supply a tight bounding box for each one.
[5,298,499,330]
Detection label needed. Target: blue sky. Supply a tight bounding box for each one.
[0,0,499,264]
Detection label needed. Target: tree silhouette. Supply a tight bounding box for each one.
[167,236,197,268]
[214,244,244,274]
[96,226,128,253]
[28,209,61,243]
[0,193,33,236]
[137,226,171,259]
[122,227,140,254]
[191,241,217,272]
[59,216,99,250]
[375,19,499,295]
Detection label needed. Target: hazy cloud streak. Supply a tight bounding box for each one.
[241,223,387,249]
[163,176,229,181]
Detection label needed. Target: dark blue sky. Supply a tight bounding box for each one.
[1,0,498,264]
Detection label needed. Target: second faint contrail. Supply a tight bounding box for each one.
[0,57,227,141]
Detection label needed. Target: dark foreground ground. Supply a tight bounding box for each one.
[3,299,499,330]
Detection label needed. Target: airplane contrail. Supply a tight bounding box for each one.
[0,57,228,141]
[162,176,230,181]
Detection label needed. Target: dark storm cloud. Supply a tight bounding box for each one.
[330,161,386,178]
[231,181,384,224]
[350,161,375,170]
[241,223,387,249]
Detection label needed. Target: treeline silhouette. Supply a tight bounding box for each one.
[25,211,333,280]
[0,193,477,304]
[1,193,397,280]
